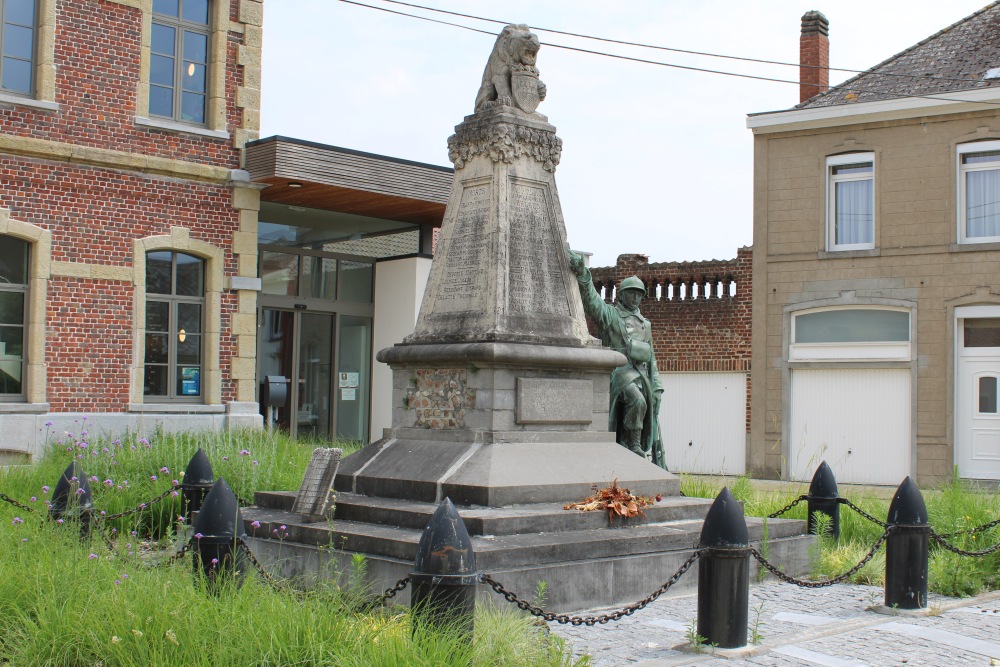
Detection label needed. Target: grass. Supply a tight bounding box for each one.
[680,471,1000,597]
[0,429,586,667]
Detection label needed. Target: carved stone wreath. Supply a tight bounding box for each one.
[448,122,563,172]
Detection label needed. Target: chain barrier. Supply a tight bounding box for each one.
[934,517,1000,539]
[482,549,703,626]
[1,492,37,514]
[930,530,1000,557]
[767,495,809,519]
[94,487,177,522]
[236,537,303,596]
[751,526,892,589]
[838,498,889,528]
[376,577,411,605]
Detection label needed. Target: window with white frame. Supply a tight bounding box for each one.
[826,153,874,251]
[790,307,910,361]
[1,0,36,96]
[150,0,209,125]
[958,140,1000,244]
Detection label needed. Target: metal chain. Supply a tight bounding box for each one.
[839,498,889,528]
[482,549,703,626]
[95,488,176,522]
[930,530,1000,557]
[934,517,1000,539]
[767,495,809,519]
[236,537,308,598]
[376,577,411,604]
[750,526,891,588]
[0,492,36,513]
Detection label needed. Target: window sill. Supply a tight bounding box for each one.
[818,248,880,259]
[951,241,1000,252]
[134,116,230,141]
[129,403,225,414]
[0,91,58,112]
[0,402,50,414]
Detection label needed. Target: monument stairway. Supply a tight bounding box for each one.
[242,489,814,611]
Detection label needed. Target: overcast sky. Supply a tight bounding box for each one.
[260,0,991,268]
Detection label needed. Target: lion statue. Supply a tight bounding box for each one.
[474,24,547,114]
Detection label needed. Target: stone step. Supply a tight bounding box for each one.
[332,492,714,536]
[241,504,804,570]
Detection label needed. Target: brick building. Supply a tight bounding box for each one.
[588,248,752,474]
[0,0,265,459]
[749,6,1000,485]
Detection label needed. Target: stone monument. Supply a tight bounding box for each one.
[246,25,813,612]
[336,23,677,506]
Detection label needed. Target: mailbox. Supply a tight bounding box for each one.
[262,375,288,408]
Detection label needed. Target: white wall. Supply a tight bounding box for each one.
[370,256,432,441]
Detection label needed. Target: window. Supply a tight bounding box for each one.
[826,153,874,251]
[144,251,204,400]
[0,237,28,399]
[1,0,36,96]
[150,0,209,124]
[790,307,910,361]
[958,141,1000,243]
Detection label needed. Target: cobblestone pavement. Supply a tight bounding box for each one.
[549,583,1000,666]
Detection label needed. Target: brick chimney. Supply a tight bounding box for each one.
[799,11,829,103]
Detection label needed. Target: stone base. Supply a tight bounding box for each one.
[335,430,678,506]
[243,490,817,612]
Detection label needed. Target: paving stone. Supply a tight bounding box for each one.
[546,582,1000,667]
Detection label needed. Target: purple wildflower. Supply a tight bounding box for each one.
[11,517,24,525]
[250,520,260,529]
[88,553,98,559]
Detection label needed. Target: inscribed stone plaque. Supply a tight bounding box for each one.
[507,181,571,316]
[516,377,593,424]
[435,181,492,313]
[291,448,342,519]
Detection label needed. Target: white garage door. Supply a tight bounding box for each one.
[789,368,910,484]
[661,372,746,475]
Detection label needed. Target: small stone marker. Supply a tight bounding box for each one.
[292,448,342,521]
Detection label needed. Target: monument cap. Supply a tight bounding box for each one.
[620,276,646,293]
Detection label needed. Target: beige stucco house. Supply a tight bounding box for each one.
[748,6,1000,485]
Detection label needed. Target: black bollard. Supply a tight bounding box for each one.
[697,487,750,649]
[49,461,94,538]
[807,461,841,541]
[181,448,215,522]
[410,497,478,638]
[884,476,929,610]
[192,477,247,593]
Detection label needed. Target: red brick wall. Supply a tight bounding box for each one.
[0,157,241,411]
[0,0,248,413]
[0,0,244,168]
[588,247,752,430]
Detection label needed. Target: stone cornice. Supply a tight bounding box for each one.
[448,118,562,172]
[0,134,233,183]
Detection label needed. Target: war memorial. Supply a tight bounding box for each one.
[244,24,813,612]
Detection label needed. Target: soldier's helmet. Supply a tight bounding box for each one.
[619,276,646,294]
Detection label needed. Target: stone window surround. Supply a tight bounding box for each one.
[956,139,1000,246]
[132,228,224,407]
[123,0,230,136]
[0,210,51,406]
[825,151,876,253]
[0,0,57,110]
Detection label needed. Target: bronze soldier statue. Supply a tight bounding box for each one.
[568,249,666,469]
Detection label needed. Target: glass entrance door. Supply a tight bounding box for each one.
[258,309,333,438]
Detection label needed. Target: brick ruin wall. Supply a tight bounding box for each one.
[587,247,752,430]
